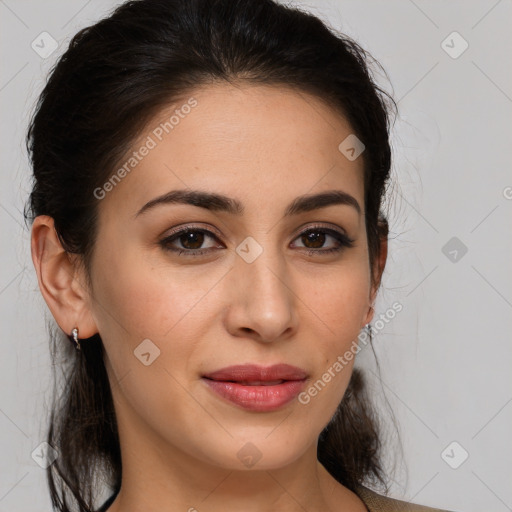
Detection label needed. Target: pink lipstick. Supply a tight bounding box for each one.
[202,364,308,412]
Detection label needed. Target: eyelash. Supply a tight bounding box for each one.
[159,224,355,258]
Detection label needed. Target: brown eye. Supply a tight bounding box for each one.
[300,231,326,249]
[160,228,222,256]
[179,231,205,250]
[291,226,355,255]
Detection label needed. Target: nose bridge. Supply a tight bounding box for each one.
[229,234,297,340]
[236,236,291,305]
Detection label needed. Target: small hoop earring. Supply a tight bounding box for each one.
[366,305,374,336]
[71,327,81,351]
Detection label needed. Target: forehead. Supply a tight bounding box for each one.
[96,83,365,221]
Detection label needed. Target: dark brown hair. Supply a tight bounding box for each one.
[24,0,396,510]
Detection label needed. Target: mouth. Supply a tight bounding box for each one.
[201,364,308,412]
[202,363,308,382]
[214,379,286,386]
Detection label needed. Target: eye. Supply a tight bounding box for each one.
[159,227,223,257]
[159,224,355,257]
[291,225,355,255]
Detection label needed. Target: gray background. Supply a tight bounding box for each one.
[1,0,511,511]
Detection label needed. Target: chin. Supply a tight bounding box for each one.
[193,431,313,472]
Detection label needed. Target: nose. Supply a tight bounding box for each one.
[223,244,298,344]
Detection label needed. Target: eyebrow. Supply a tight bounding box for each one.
[135,189,361,218]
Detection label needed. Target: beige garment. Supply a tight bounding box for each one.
[96,485,456,511]
[355,486,455,512]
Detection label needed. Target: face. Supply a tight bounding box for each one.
[86,83,376,471]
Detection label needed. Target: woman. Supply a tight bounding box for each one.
[25,0,456,510]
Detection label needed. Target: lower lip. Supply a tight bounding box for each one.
[202,378,306,412]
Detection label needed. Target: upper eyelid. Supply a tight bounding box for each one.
[291,222,349,238]
[162,223,223,239]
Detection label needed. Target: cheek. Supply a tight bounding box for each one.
[303,258,371,334]
[297,257,370,400]
[90,242,218,343]
[90,248,216,427]
[88,241,234,394]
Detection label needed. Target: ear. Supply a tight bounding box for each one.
[31,215,98,338]
[363,215,388,326]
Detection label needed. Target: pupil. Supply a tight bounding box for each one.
[181,231,204,249]
[303,231,324,248]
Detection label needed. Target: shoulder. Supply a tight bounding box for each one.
[354,485,457,512]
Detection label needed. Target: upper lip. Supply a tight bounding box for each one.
[202,364,308,382]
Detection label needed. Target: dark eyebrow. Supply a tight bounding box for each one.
[135,189,244,217]
[135,189,361,218]
[285,190,361,216]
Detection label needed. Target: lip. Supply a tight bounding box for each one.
[203,363,308,382]
[202,364,308,412]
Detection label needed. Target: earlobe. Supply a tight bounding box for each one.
[31,215,98,338]
[363,305,375,327]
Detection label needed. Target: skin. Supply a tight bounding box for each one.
[31,83,387,512]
